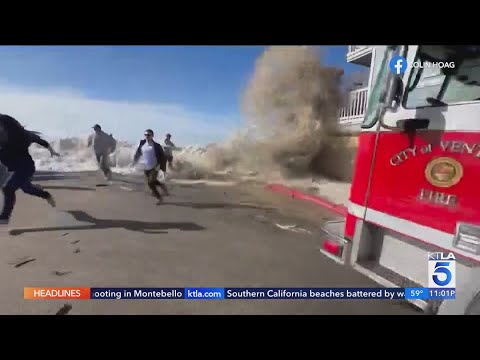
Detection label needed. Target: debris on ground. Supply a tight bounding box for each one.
[10,257,36,268]
[52,271,72,276]
[70,240,80,244]
[74,248,80,253]
[253,214,270,223]
[62,232,69,236]
[275,223,312,235]
[56,303,72,315]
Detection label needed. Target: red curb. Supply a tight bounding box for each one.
[265,183,348,217]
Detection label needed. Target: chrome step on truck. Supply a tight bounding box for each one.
[320,220,435,313]
[319,220,350,265]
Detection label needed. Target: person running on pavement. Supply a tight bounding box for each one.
[164,133,175,170]
[87,124,116,181]
[133,129,170,204]
[0,114,59,225]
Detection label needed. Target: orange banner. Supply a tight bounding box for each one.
[24,287,90,300]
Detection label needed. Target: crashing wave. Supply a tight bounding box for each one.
[30,135,211,177]
[30,46,357,186]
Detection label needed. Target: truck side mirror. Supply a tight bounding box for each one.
[377,74,405,130]
[383,74,401,109]
[392,77,404,108]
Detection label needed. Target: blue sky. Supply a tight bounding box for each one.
[0,46,364,145]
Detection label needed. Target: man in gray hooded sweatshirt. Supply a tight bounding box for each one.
[87,124,117,180]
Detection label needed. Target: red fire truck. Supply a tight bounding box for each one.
[320,45,480,315]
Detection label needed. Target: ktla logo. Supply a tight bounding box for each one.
[389,55,408,75]
[428,252,456,288]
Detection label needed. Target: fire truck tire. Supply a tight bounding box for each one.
[436,298,473,315]
[436,278,480,315]
[464,292,480,315]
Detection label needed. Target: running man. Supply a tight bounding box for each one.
[164,133,175,170]
[133,129,170,204]
[0,114,59,225]
[87,124,117,180]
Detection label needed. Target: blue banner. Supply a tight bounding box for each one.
[89,287,409,300]
[87,287,456,300]
[223,288,405,299]
[90,288,184,299]
[185,288,224,300]
[405,288,429,300]
[405,288,456,300]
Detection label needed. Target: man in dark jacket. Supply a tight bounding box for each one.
[133,129,169,204]
[0,114,60,225]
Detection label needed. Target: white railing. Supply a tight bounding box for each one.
[338,87,368,124]
[348,45,370,53]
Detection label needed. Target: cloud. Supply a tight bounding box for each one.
[0,80,240,145]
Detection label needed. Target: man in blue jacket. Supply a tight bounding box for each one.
[133,129,169,204]
[0,114,60,225]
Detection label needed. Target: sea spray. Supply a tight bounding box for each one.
[30,135,140,174]
[29,46,357,184]
[29,135,211,176]
[202,45,356,182]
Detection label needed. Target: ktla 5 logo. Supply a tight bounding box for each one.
[428,252,456,288]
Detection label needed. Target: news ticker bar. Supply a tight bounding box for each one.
[23,287,456,300]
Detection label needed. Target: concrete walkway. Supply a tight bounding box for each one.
[0,171,419,315]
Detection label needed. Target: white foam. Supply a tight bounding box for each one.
[30,135,210,176]
[29,135,351,206]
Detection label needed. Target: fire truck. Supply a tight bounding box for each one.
[320,45,480,315]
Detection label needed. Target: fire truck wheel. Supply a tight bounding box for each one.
[464,292,480,315]
[436,288,480,315]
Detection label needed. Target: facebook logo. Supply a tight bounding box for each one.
[389,56,407,75]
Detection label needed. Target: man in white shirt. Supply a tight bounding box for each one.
[133,129,169,204]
